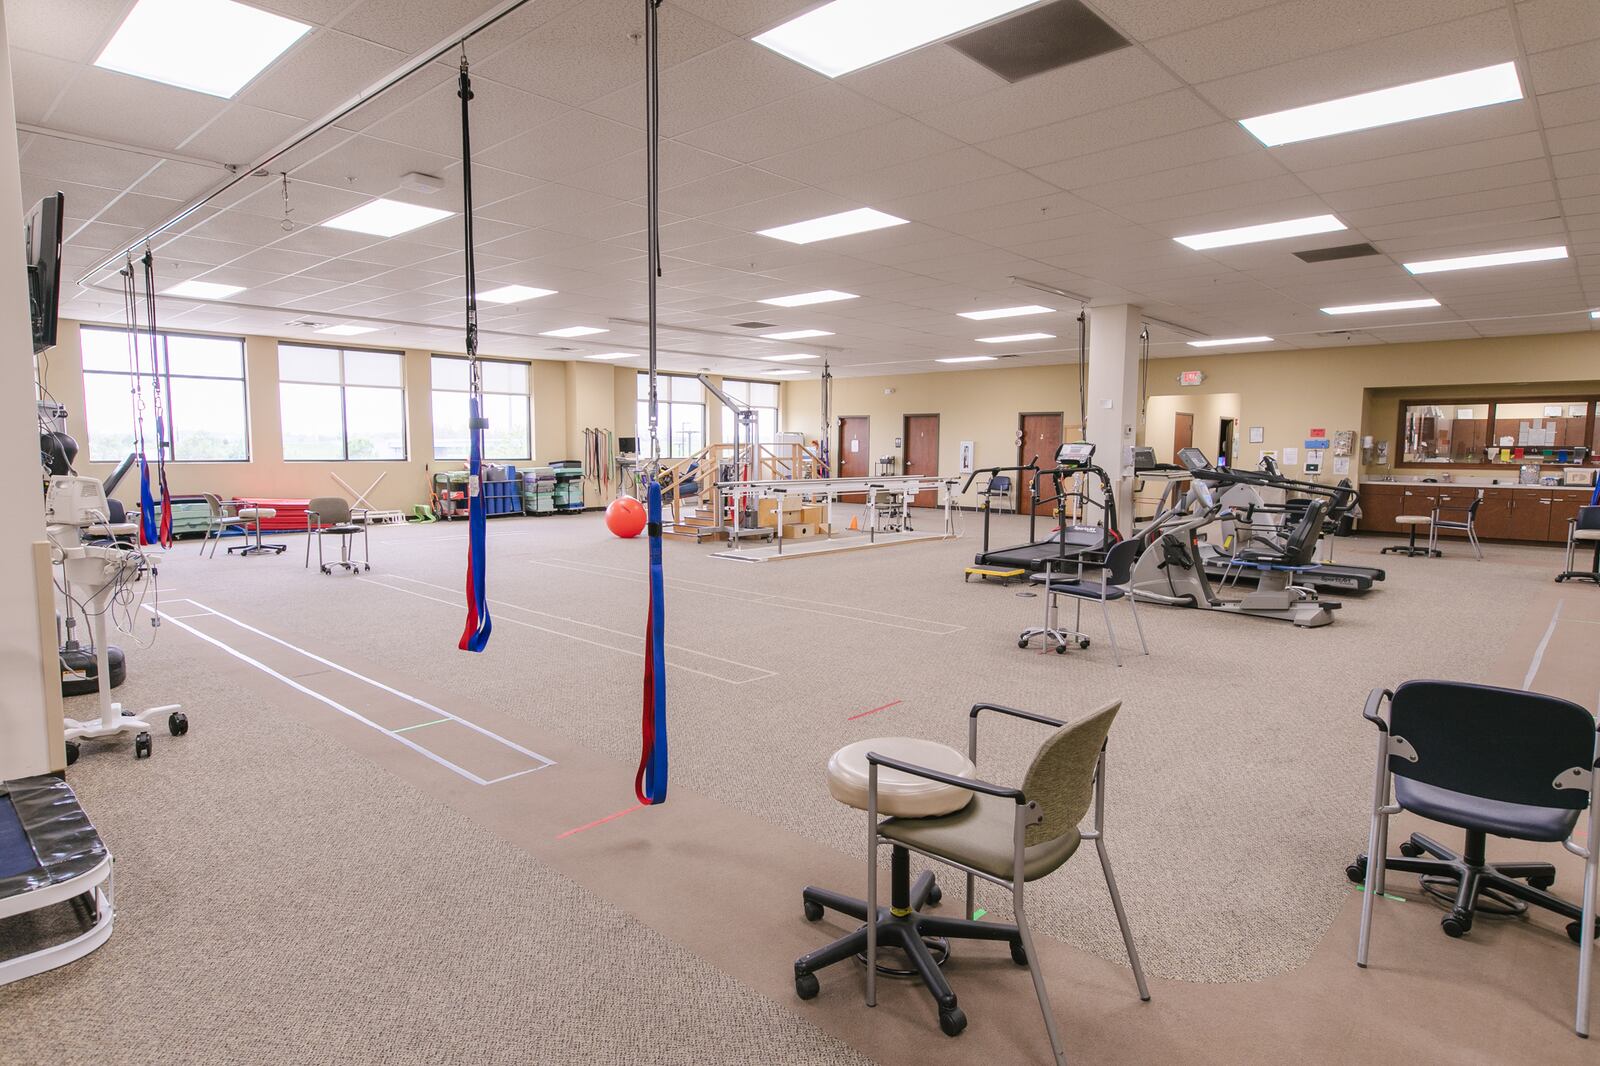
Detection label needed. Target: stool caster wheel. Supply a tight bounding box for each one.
[1345,858,1366,885]
[795,971,819,1000]
[927,883,942,906]
[1398,840,1423,858]
[1055,643,1067,655]
[121,709,135,717]
[803,900,823,922]
[1528,873,1555,890]
[1078,638,1091,649]
[1010,940,1028,966]
[1570,920,1599,944]
[939,1007,967,1037]
[168,711,188,737]
[1441,911,1471,938]
[362,565,370,572]
[65,740,80,766]
[134,732,152,759]
[1017,638,1029,649]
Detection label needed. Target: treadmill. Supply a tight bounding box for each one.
[1196,459,1384,593]
[971,442,1118,574]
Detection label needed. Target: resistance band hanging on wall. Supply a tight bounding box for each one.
[457,51,492,654]
[142,251,173,548]
[635,0,668,806]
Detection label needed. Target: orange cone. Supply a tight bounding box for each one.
[848,515,859,531]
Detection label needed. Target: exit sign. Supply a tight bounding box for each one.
[1178,370,1205,386]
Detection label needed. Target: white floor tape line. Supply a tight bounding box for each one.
[1523,598,1565,691]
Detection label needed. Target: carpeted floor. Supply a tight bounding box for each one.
[1,510,1594,1064]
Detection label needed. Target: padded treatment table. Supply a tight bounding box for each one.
[0,775,114,987]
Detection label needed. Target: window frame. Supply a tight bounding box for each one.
[429,354,533,462]
[636,371,707,459]
[278,341,409,462]
[80,324,251,463]
[720,377,781,445]
[1395,394,1599,469]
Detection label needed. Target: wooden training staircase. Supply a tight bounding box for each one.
[652,442,825,541]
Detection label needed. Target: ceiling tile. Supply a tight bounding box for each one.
[239,31,408,120]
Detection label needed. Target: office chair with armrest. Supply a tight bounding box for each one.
[1429,490,1483,560]
[306,496,370,574]
[1350,680,1599,1036]
[199,493,248,558]
[1025,537,1148,665]
[1558,505,1600,584]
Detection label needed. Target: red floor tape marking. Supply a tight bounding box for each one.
[557,803,646,840]
[848,700,903,722]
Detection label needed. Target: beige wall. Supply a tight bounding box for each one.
[1145,392,1241,467]
[1362,378,1600,476]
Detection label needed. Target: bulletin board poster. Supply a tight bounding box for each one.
[1332,430,1355,457]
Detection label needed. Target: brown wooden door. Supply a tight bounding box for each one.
[1018,412,1063,515]
[838,416,869,503]
[1172,412,1194,463]
[903,414,939,507]
[1507,493,1554,541]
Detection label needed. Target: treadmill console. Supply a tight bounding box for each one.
[1055,441,1096,469]
[1177,446,1211,472]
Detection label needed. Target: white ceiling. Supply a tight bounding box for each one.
[10,0,1600,378]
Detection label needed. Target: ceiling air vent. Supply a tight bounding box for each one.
[948,0,1129,83]
[1294,243,1379,263]
[547,346,580,352]
[286,318,327,329]
[733,321,777,329]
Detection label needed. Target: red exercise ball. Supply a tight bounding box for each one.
[605,495,647,538]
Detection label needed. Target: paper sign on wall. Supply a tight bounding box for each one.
[1305,439,1330,450]
[1283,447,1299,465]
[850,439,860,453]
[1332,456,1351,475]
[1248,426,1264,444]
[1309,428,1326,438]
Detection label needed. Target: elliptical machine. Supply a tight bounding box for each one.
[1129,448,1338,628]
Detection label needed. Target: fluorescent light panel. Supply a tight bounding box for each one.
[761,353,819,362]
[766,368,810,376]
[1403,246,1567,275]
[760,290,858,307]
[95,0,310,98]
[937,355,997,364]
[958,304,1054,320]
[761,329,833,340]
[1188,336,1272,348]
[584,352,635,360]
[753,0,1040,78]
[322,198,453,238]
[1320,298,1440,315]
[758,207,908,244]
[163,280,243,300]
[977,332,1054,343]
[1590,310,1600,320]
[541,326,608,338]
[480,284,556,304]
[1241,62,1523,147]
[315,324,379,336]
[1176,214,1344,251]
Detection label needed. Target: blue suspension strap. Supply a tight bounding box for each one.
[635,0,668,805]
[142,251,173,548]
[456,51,491,653]
[120,259,158,546]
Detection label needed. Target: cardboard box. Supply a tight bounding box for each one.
[780,522,829,539]
[758,500,825,527]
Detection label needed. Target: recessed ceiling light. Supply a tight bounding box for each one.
[163,280,244,300]
[95,0,310,98]
[1403,246,1568,274]
[542,326,609,338]
[1240,62,1523,147]
[977,332,1055,343]
[315,323,380,336]
[758,207,909,244]
[584,352,635,360]
[1188,336,1273,348]
[761,329,833,340]
[762,353,820,362]
[1175,215,1345,251]
[765,368,811,376]
[1592,310,1600,320]
[1320,298,1441,315]
[322,198,453,238]
[754,0,1040,78]
[480,284,556,304]
[760,290,859,307]
[937,355,998,364]
[958,305,1054,320]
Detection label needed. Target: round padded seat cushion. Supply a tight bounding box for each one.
[827,737,975,818]
[237,508,277,520]
[1395,515,1431,524]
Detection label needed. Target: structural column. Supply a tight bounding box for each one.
[1083,304,1143,536]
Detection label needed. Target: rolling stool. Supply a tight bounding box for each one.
[796,737,996,1037]
[228,506,286,556]
[1383,514,1438,557]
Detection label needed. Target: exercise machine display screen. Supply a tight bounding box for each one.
[1056,442,1095,468]
[1177,447,1211,472]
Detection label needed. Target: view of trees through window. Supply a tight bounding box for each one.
[80,326,249,462]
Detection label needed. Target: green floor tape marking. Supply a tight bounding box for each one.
[971,908,986,919]
[1357,885,1406,902]
[394,717,452,733]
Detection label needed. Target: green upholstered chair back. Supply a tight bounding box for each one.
[1020,701,1120,847]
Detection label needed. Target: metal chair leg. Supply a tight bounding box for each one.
[1577,844,1597,1037]
[304,524,312,568]
[1100,598,1122,667]
[1127,594,1149,655]
[1095,837,1150,1000]
[1013,889,1067,1066]
[1469,525,1482,560]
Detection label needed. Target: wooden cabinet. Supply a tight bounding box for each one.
[1357,485,1402,533]
[1507,494,1554,541]
[1397,486,1438,518]
[1549,493,1590,542]
[1358,484,1591,543]
[1473,489,1516,540]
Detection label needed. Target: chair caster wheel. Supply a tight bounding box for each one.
[1441,911,1470,938]
[803,900,823,922]
[65,740,79,766]
[1398,840,1423,858]
[1570,920,1599,944]
[134,732,152,759]
[363,565,370,572]
[927,883,942,906]
[121,709,135,717]
[1078,638,1091,649]
[168,712,188,737]
[1010,940,1028,966]
[795,971,819,1000]
[1527,873,1554,890]
[1055,644,1067,654]
[1345,858,1367,885]
[939,1007,967,1037]
[1018,639,1029,649]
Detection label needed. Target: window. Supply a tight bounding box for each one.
[720,379,780,444]
[431,356,531,461]
[636,373,705,458]
[80,326,249,461]
[279,344,406,460]
[1399,397,1595,467]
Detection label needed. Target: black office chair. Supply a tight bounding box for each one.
[983,474,1013,515]
[1558,505,1600,584]
[1024,537,1147,665]
[1429,490,1483,560]
[1350,680,1599,1036]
